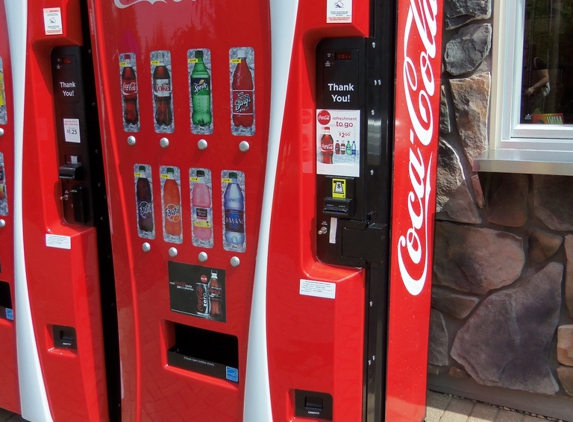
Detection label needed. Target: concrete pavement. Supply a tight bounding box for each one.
[425,390,567,422]
[1,390,567,421]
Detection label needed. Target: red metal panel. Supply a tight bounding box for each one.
[265,3,370,421]
[386,0,444,420]
[88,0,271,420]
[0,0,20,414]
[22,1,109,420]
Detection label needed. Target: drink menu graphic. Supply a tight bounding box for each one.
[120,53,140,132]
[316,109,361,177]
[134,164,154,239]
[190,168,214,248]
[160,166,182,244]
[151,50,174,133]
[168,261,226,323]
[230,47,255,136]
[188,49,213,135]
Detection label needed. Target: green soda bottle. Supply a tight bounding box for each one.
[191,50,212,126]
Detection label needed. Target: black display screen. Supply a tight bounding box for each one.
[335,51,352,60]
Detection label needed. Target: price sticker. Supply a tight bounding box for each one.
[63,118,81,143]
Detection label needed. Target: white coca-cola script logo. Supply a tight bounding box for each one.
[397,0,438,296]
[114,0,183,9]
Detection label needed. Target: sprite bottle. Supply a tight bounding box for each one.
[0,69,5,108]
[191,50,212,126]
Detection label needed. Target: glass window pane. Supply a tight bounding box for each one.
[521,0,573,125]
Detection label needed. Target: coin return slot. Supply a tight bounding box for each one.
[294,389,333,420]
[305,396,323,411]
[52,325,77,350]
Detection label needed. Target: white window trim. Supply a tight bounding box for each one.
[476,0,573,174]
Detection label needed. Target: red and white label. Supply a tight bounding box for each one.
[392,0,441,297]
[43,8,63,35]
[326,0,353,23]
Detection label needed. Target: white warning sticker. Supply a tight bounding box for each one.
[43,8,63,36]
[46,234,71,250]
[327,0,352,24]
[300,279,336,300]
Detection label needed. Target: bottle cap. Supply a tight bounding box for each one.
[229,172,238,179]
[197,170,205,177]
[195,50,204,59]
[167,167,174,173]
[138,165,146,171]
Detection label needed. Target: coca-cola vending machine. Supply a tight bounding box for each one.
[87,0,442,421]
[4,0,120,421]
[0,0,20,415]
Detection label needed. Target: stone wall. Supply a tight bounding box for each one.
[430,0,573,403]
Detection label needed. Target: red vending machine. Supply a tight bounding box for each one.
[0,0,20,415]
[88,0,442,421]
[6,0,120,420]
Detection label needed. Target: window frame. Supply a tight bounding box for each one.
[491,0,573,152]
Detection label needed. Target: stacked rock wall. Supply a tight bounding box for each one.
[431,0,573,402]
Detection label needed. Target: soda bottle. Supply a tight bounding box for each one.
[0,69,5,108]
[231,50,254,128]
[192,170,212,241]
[346,140,352,156]
[195,279,209,316]
[153,52,173,127]
[223,172,245,246]
[0,165,5,200]
[352,141,357,156]
[163,168,181,237]
[191,51,212,126]
[136,166,153,233]
[320,127,334,164]
[208,270,222,319]
[335,141,340,155]
[121,54,139,125]
[341,140,346,155]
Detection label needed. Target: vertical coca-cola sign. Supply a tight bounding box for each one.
[386,0,443,418]
[395,0,440,296]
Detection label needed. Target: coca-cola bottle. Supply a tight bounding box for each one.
[121,54,139,126]
[231,49,254,129]
[320,127,334,164]
[136,166,153,234]
[208,270,222,320]
[335,141,340,155]
[191,50,212,127]
[153,52,173,127]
